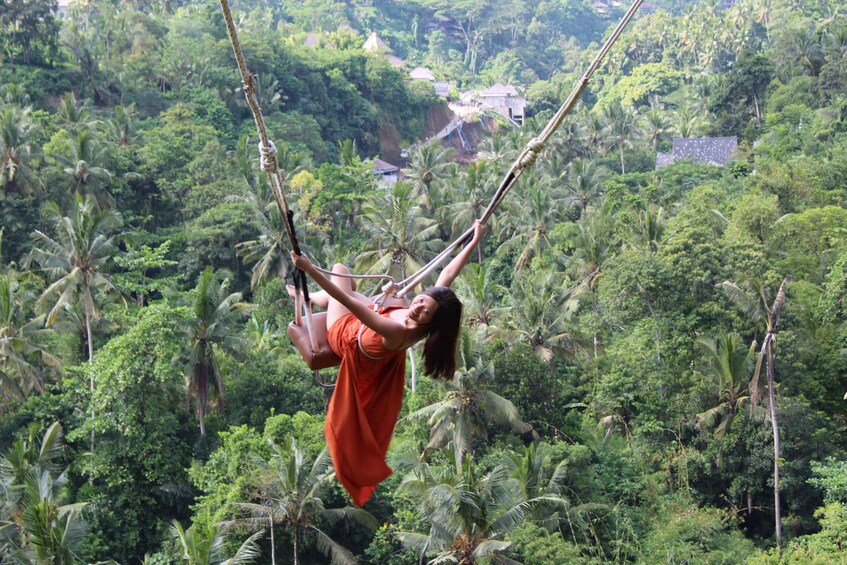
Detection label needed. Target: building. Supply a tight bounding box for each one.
[372,158,400,186]
[656,137,738,169]
[363,31,405,68]
[56,0,77,17]
[409,67,450,98]
[475,83,526,126]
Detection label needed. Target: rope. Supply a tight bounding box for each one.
[217,0,310,313]
[395,0,644,296]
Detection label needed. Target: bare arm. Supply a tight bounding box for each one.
[435,220,488,288]
[290,253,405,339]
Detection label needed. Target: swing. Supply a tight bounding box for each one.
[217,0,645,375]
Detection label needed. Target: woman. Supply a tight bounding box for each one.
[289,220,487,506]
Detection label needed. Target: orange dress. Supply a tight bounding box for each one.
[325,306,407,506]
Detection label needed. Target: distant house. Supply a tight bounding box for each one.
[410,67,436,81]
[409,67,450,98]
[656,137,738,169]
[373,158,400,186]
[363,31,405,68]
[475,83,526,126]
[57,0,77,17]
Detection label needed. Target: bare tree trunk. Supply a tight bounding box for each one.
[86,310,95,458]
[767,339,782,549]
[293,526,300,565]
[269,510,276,565]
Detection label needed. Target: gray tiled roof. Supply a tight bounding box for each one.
[373,158,399,174]
[656,136,738,169]
[672,137,738,165]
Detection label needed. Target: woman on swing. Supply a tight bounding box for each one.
[289,219,487,506]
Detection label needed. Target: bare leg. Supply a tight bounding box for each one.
[326,264,372,329]
[289,285,330,309]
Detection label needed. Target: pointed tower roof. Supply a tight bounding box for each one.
[363,31,392,53]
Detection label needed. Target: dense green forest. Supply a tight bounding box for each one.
[1,0,846,562]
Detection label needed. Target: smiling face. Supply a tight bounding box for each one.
[407,294,439,326]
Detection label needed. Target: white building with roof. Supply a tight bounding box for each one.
[475,83,526,125]
[372,158,399,186]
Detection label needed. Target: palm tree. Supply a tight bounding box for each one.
[0,422,88,564]
[55,92,97,130]
[109,104,137,147]
[356,182,442,283]
[395,448,549,564]
[27,196,124,363]
[227,436,377,565]
[562,158,610,215]
[171,520,263,565]
[694,332,756,440]
[181,267,251,438]
[406,331,532,467]
[0,104,39,195]
[642,106,671,151]
[0,271,60,397]
[447,160,498,252]
[602,102,640,174]
[720,276,791,548]
[496,171,565,271]
[498,271,582,363]
[403,141,454,205]
[624,205,666,254]
[59,129,113,207]
[454,263,503,328]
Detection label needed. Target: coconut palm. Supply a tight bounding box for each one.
[171,520,263,565]
[27,196,124,363]
[447,160,498,252]
[395,448,545,565]
[355,181,442,284]
[454,263,503,328]
[498,271,582,363]
[406,331,532,466]
[496,171,565,271]
[180,267,251,438]
[694,332,756,440]
[0,104,39,195]
[602,102,640,175]
[227,436,377,565]
[720,275,791,547]
[0,422,87,564]
[642,106,671,151]
[562,158,610,215]
[59,129,113,207]
[403,141,454,206]
[0,271,60,397]
[55,92,97,130]
[624,205,666,254]
[109,104,137,147]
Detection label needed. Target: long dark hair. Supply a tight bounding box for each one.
[420,286,462,381]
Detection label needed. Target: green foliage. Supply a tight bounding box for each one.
[598,63,683,108]
[75,304,196,563]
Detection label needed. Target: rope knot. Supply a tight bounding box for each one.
[258,139,277,172]
[518,137,545,169]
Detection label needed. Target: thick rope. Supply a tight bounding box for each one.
[217,0,312,317]
[396,0,644,296]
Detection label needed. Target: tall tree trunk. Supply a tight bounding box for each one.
[619,144,626,174]
[293,526,300,565]
[269,510,276,565]
[767,338,782,548]
[86,310,95,458]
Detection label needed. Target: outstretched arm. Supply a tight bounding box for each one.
[290,253,405,339]
[435,220,488,288]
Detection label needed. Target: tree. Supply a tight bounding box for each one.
[721,276,791,547]
[356,181,442,283]
[59,129,114,208]
[180,267,251,438]
[694,332,756,441]
[602,102,640,174]
[0,422,88,564]
[0,0,60,65]
[395,446,551,564]
[562,158,610,215]
[406,331,532,467]
[228,436,377,565]
[0,270,59,397]
[0,104,39,195]
[27,196,124,363]
[171,520,263,565]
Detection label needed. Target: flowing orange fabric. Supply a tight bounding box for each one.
[325,306,406,506]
